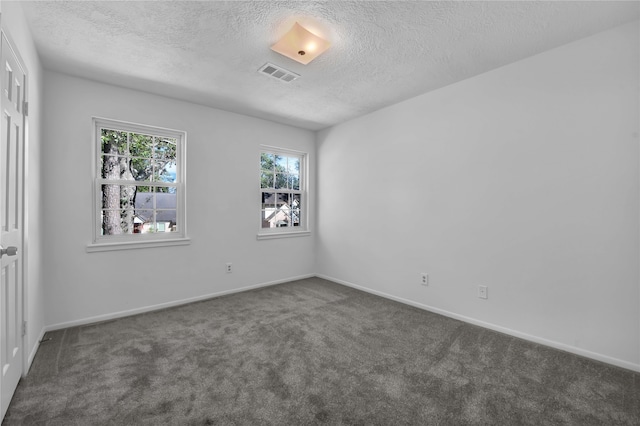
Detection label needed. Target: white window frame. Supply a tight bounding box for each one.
[257,146,310,240]
[87,117,189,252]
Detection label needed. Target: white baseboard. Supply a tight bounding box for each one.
[25,326,46,375]
[40,272,640,373]
[44,274,315,332]
[316,274,640,373]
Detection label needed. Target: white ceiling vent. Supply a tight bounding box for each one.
[258,63,300,83]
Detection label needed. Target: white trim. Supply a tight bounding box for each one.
[92,117,184,138]
[257,230,311,240]
[316,274,640,373]
[27,326,45,371]
[259,146,309,234]
[44,273,315,331]
[260,145,307,157]
[20,61,28,378]
[91,117,187,247]
[1,27,29,384]
[96,179,178,188]
[86,237,191,253]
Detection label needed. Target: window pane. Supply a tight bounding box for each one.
[131,158,153,181]
[100,155,121,180]
[134,209,153,234]
[289,174,299,190]
[275,173,288,189]
[101,184,121,210]
[154,138,177,160]
[262,192,275,208]
[120,183,136,206]
[101,210,122,235]
[155,210,177,233]
[134,209,153,222]
[120,208,136,234]
[261,208,290,228]
[135,191,155,210]
[101,130,127,156]
[275,155,287,172]
[156,160,177,183]
[261,153,275,171]
[288,157,300,173]
[130,134,153,158]
[133,209,155,234]
[99,209,137,235]
[292,193,301,226]
[276,209,291,227]
[276,193,291,207]
[100,155,118,178]
[154,192,176,211]
[261,210,274,228]
[261,171,273,189]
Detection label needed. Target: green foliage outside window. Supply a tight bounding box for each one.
[260,153,300,190]
[100,129,178,235]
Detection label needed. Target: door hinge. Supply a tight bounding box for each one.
[22,321,27,337]
[23,101,28,116]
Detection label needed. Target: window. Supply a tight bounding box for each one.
[259,147,309,239]
[88,118,188,251]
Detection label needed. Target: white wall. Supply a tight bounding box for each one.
[42,71,316,327]
[317,21,640,370]
[1,1,45,368]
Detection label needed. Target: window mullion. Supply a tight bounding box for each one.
[152,186,156,232]
[96,179,176,187]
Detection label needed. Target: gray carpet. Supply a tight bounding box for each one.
[3,277,639,425]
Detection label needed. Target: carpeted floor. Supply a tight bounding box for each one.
[3,277,639,425]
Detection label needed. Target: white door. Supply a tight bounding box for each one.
[0,30,25,420]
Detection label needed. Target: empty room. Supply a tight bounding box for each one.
[0,0,639,424]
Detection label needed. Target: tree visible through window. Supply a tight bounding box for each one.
[260,150,303,230]
[93,118,186,244]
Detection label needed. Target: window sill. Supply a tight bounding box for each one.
[86,237,191,253]
[256,230,311,240]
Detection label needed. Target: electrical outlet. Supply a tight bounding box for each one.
[478,285,488,299]
[421,273,428,286]
[226,263,232,273]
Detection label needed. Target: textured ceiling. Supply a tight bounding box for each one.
[19,1,640,130]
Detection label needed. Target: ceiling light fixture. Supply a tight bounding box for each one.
[271,22,330,65]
